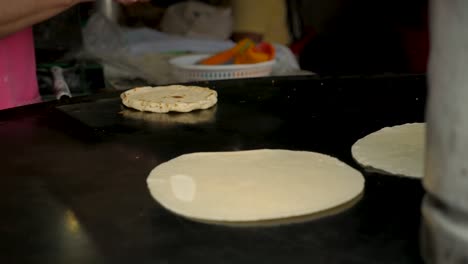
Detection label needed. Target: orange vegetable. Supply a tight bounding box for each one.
[199,38,254,65]
[254,42,275,60]
[199,39,275,65]
[234,42,275,64]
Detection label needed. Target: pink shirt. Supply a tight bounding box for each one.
[0,28,40,110]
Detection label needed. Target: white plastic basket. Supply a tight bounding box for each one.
[169,54,275,82]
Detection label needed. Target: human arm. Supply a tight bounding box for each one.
[0,0,148,38]
[0,0,90,37]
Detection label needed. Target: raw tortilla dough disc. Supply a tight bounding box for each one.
[351,123,425,178]
[147,149,365,222]
[121,85,217,113]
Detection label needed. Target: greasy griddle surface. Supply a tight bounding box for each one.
[2,75,426,263]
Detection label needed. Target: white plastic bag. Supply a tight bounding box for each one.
[160,1,232,40]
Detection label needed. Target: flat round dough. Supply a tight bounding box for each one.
[147,149,365,222]
[121,85,217,113]
[351,123,425,178]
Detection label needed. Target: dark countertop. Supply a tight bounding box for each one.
[0,75,426,264]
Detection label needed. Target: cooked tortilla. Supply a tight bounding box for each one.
[121,85,217,113]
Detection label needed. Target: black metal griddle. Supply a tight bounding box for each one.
[0,75,426,263]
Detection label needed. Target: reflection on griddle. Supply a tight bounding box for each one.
[183,193,363,228]
[120,105,217,126]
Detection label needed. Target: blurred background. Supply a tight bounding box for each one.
[33,0,429,100]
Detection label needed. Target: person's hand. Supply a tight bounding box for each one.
[115,0,150,5]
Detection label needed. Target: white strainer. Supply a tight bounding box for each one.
[169,54,275,82]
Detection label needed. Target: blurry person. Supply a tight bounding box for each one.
[0,0,147,110]
[231,0,290,45]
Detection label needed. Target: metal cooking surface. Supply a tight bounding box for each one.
[0,75,426,263]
